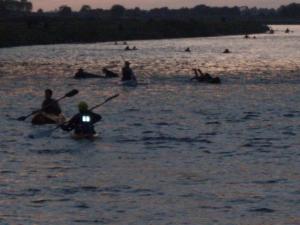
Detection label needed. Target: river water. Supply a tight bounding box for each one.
[0,25,300,224]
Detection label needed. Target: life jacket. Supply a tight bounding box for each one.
[122,67,134,81]
[74,114,95,135]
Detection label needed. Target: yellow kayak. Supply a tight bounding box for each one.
[71,133,98,140]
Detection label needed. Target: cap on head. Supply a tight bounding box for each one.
[78,101,88,112]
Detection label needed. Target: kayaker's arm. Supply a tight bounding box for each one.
[91,113,102,123]
[60,124,73,131]
[60,114,79,131]
[198,69,204,76]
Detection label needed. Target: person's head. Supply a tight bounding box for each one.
[45,89,53,99]
[102,68,108,73]
[78,101,88,113]
[125,61,130,67]
[78,68,84,73]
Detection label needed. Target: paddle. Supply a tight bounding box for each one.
[17,89,79,121]
[89,94,119,111]
[32,93,120,138]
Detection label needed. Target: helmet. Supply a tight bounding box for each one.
[78,101,88,112]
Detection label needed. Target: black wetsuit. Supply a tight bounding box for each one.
[104,70,119,78]
[42,99,62,115]
[191,73,221,84]
[61,111,102,135]
[74,71,103,79]
[122,67,134,81]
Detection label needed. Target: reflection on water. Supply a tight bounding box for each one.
[0,25,300,224]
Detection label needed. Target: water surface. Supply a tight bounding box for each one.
[0,25,300,225]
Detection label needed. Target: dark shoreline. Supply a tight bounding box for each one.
[0,18,269,48]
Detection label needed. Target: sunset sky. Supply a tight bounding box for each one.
[31,0,298,11]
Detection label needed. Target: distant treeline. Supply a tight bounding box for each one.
[1,1,300,20]
[1,2,299,47]
[0,18,268,48]
[0,0,32,14]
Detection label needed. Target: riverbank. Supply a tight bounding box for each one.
[0,17,269,48]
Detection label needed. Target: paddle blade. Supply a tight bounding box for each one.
[66,89,79,97]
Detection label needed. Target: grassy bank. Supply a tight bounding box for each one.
[0,17,269,48]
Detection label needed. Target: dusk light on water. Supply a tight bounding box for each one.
[0,1,300,224]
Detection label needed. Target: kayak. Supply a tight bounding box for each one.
[74,72,105,79]
[121,80,138,87]
[195,77,221,84]
[207,77,221,84]
[71,133,98,140]
[31,113,66,125]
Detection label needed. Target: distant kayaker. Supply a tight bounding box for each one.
[185,47,191,52]
[102,68,119,78]
[61,101,102,136]
[223,49,230,54]
[74,68,85,78]
[191,69,221,84]
[122,61,137,82]
[125,46,130,51]
[191,69,212,81]
[74,68,103,79]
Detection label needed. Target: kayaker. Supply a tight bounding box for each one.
[185,47,191,52]
[102,68,119,78]
[31,89,65,125]
[42,89,62,115]
[191,69,221,84]
[74,68,85,78]
[74,68,103,79]
[61,101,102,136]
[122,61,137,82]
[191,69,212,81]
[223,49,230,54]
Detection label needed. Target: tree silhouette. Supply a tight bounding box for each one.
[80,5,91,13]
[59,5,72,16]
[110,4,126,18]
